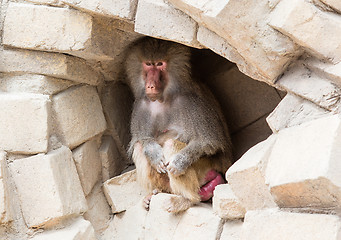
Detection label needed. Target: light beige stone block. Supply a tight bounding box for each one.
[103,170,147,213]
[3,3,121,61]
[226,135,277,210]
[72,140,102,196]
[0,49,103,85]
[52,86,107,149]
[169,0,300,82]
[269,0,341,63]
[102,199,147,240]
[320,0,341,12]
[135,0,201,48]
[9,146,87,228]
[173,203,221,240]
[62,0,138,20]
[277,62,341,112]
[212,184,246,219]
[266,94,330,133]
[99,135,125,182]
[25,0,63,6]
[242,209,341,240]
[0,73,75,95]
[31,217,96,240]
[0,180,6,223]
[306,58,341,88]
[0,93,50,154]
[220,220,243,240]
[266,115,341,208]
[84,183,111,233]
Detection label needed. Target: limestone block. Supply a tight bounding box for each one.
[212,184,246,219]
[197,26,263,82]
[103,170,147,213]
[0,180,6,223]
[226,135,277,210]
[3,3,126,61]
[269,0,341,63]
[242,209,341,240]
[99,135,126,182]
[277,62,341,112]
[320,0,341,12]
[220,220,243,240]
[83,183,111,233]
[232,115,274,159]
[0,73,75,95]
[135,0,201,48]
[173,203,222,240]
[306,58,341,88]
[72,140,102,196]
[0,152,14,225]
[25,0,64,6]
[62,0,138,20]
[144,193,183,240]
[102,199,147,240]
[101,82,133,150]
[0,49,103,85]
[0,93,50,154]
[266,94,330,133]
[31,217,96,240]
[265,115,341,208]
[52,86,107,149]
[9,147,87,228]
[207,66,281,133]
[169,0,300,83]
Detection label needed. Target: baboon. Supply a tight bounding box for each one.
[125,37,232,213]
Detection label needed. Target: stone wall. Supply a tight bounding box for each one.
[1,0,341,239]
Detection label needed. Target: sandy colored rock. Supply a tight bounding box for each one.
[9,146,87,228]
[212,184,246,219]
[266,115,341,209]
[226,135,277,210]
[0,48,103,85]
[72,140,102,195]
[242,209,341,240]
[0,73,75,95]
[220,220,243,240]
[270,0,341,63]
[52,85,107,149]
[0,92,50,154]
[103,170,147,213]
[135,0,201,48]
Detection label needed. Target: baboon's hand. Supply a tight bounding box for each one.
[144,141,167,173]
[167,153,189,176]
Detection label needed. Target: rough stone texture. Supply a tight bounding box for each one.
[270,0,341,63]
[206,66,281,133]
[169,0,300,83]
[9,146,87,228]
[102,199,147,240]
[72,140,102,196]
[3,3,136,61]
[242,209,341,240]
[277,62,341,112]
[220,220,243,240]
[52,86,107,149]
[0,73,75,95]
[103,170,147,213]
[62,0,138,20]
[99,135,126,182]
[31,217,96,240]
[266,94,330,133]
[226,135,277,210]
[266,115,341,209]
[83,183,112,233]
[135,0,202,48]
[320,0,341,12]
[25,0,63,6]
[0,180,6,223]
[0,49,103,85]
[306,58,341,88]
[212,184,246,219]
[0,93,50,154]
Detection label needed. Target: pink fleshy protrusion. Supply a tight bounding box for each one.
[199,171,225,201]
